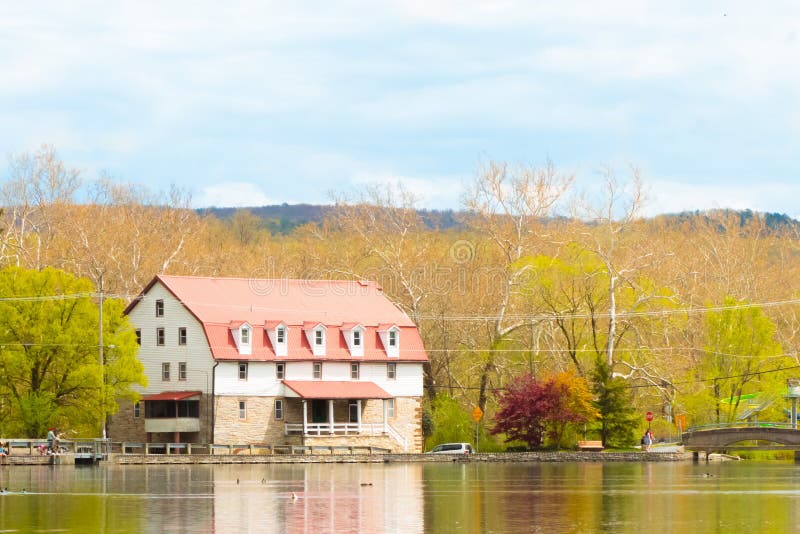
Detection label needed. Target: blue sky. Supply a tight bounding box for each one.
[2,1,799,216]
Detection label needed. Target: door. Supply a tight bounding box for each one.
[311,400,327,423]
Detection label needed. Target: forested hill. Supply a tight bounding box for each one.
[202,204,799,235]
[200,204,461,233]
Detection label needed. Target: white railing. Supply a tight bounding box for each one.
[386,423,408,451]
[284,422,385,436]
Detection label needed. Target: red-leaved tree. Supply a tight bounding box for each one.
[492,372,597,448]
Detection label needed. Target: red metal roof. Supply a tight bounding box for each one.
[127,275,428,363]
[142,391,202,401]
[282,380,392,399]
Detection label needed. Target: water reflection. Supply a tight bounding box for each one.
[3,461,800,532]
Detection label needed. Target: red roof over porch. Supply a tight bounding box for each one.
[142,391,202,401]
[282,381,391,399]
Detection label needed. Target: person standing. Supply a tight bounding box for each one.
[643,430,652,452]
[47,428,56,454]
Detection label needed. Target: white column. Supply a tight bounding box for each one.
[383,399,388,433]
[328,399,335,434]
[302,400,308,435]
[356,399,362,433]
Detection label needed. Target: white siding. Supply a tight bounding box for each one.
[215,361,283,396]
[127,282,215,395]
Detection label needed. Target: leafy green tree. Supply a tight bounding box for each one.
[0,266,145,437]
[702,296,787,422]
[425,395,474,449]
[591,357,638,448]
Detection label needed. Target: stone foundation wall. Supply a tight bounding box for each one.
[113,450,694,465]
[109,397,212,443]
[214,396,290,444]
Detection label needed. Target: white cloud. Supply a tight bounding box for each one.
[647,179,800,219]
[195,181,275,208]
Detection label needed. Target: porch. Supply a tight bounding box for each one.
[281,381,407,450]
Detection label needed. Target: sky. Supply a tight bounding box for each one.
[1,1,799,217]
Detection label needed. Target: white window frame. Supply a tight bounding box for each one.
[313,362,322,379]
[178,362,187,381]
[156,327,165,346]
[241,326,250,345]
[135,329,141,346]
[162,362,170,381]
[155,299,164,317]
[387,398,395,418]
[178,327,187,345]
[133,402,140,418]
[276,362,285,380]
[351,362,360,380]
[275,399,284,420]
[238,400,247,420]
[387,362,397,380]
[276,326,285,344]
[238,362,248,381]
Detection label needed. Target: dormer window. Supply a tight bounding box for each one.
[378,324,400,357]
[342,324,365,357]
[266,321,288,357]
[303,323,327,356]
[231,321,253,355]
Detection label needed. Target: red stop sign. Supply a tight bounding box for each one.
[646,411,654,422]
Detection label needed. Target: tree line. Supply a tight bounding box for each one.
[2,145,800,448]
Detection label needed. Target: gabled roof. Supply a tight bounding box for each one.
[126,275,428,362]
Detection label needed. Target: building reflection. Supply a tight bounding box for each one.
[211,463,425,533]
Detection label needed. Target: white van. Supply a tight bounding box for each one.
[429,443,474,454]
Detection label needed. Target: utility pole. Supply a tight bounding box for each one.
[99,275,106,440]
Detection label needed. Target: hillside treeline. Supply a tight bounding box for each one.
[4,146,800,437]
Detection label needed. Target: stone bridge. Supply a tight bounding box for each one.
[683,424,800,453]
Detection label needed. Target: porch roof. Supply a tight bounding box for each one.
[142,390,202,401]
[282,380,392,400]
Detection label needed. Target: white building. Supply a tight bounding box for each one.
[111,275,428,452]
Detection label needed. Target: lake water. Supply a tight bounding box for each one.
[2,460,800,533]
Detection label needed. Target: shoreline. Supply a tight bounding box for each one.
[1,450,694,466]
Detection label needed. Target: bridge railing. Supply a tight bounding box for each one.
[685,421,795,433]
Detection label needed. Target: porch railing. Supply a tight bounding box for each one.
[284,422,386,436]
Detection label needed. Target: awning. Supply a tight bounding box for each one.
[282,381,391,400]
[142,391,202,401]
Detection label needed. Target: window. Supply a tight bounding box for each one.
[350,362,360,380]
[388,329,397,347]
[387,362,397,380]
[241,326,250,345]
[238,400,247,420]
[315,329,324,346]
[133,402,140,418]
[387,398,395,418]
[179,362,187,381]
[146,400,199,418]
[276,362,285,380]
[155,299,164,317]
[178,327,187,345]
[238,362,248,381]
[276,326,285,344]
[349,401,359,423]
[275,399,283,420]
[135,329,141,346]
[353,330,361,347]
[313,362,322,379]
[162,362,171,381]
[156,327,165,346]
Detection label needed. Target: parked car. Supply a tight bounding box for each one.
[428,443,474,454]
